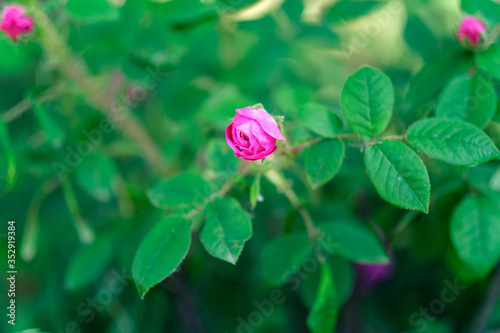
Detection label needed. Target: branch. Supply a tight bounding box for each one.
[2,83,64,123]
[29,2,167,175]
[264,169,325,263]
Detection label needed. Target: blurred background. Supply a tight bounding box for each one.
[1,0,500,332]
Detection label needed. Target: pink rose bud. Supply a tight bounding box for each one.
[0,5,34,41]
[226,105,286,161]
[457,16,486,47]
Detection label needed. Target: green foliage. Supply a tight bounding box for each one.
[408,118,500,166]
[0,120,15,191]
[306,265,338,333]
[64,236,114,291]
[298,103,342,137]
[3,0,500,331]
[365,140,430,213]
[260,232,312,287]
[75,153,117,202]
[436,73,497,128]
[305,138,345,188]
[324,0,385,24]
[462,0,500,25]
[200,197,252,264]
[401,51,473,122]
[341,66,394,140]
[249,174,260,210]
[476,45,500,80]
[66,0,119,22]
[34,104,65,149]
[320,221,390,263]
[451,195,500,277]
[146,173,209,208]
[132,216,191,299]
[205,138,241,174]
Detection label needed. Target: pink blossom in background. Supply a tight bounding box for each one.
[0,5,34,41]
[354,227,394,294]
[457,16,486,47]
[226,106,286,161]
[354,260,394,294]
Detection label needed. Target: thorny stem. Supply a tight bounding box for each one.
[28,2,167,175]
[264,169,325,263]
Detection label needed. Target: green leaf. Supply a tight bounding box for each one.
[200,197,252,264]
[66,0,120,22]
[305,139,345,189]
[364,141,430,213]
[250,174,261,210]
[325,1,385,24]
[75,153,117,202]
[476,46,500,81]
[299,255,354,309]
[490,167,500,191]
[401,51,473,123]
[147,173,209,208]
[34,104,65,149]
[198,85,253,130]
[260,233,312,287]
[0,39,36,76]
[205,138,240,174]
[0,120,16,191]
[306,265,338,333]
[462,0,500,25]
[319,221,389,263]
[65,237,114,291]
[298,103,342,137]
[407,118,500,166]
[450,195,500,277]
[436,74,497,128]
[133,216,191,298]
[341,66,394,140]
[404,16,439,62]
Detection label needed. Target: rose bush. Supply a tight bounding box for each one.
[1,1,500,333]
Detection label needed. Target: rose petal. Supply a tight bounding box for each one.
[225,123,239,153]
[232,125,250,148]
[232,113,251,127]
[250,119,276,151]
[237,146,277,161]
[236,107,286,141]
